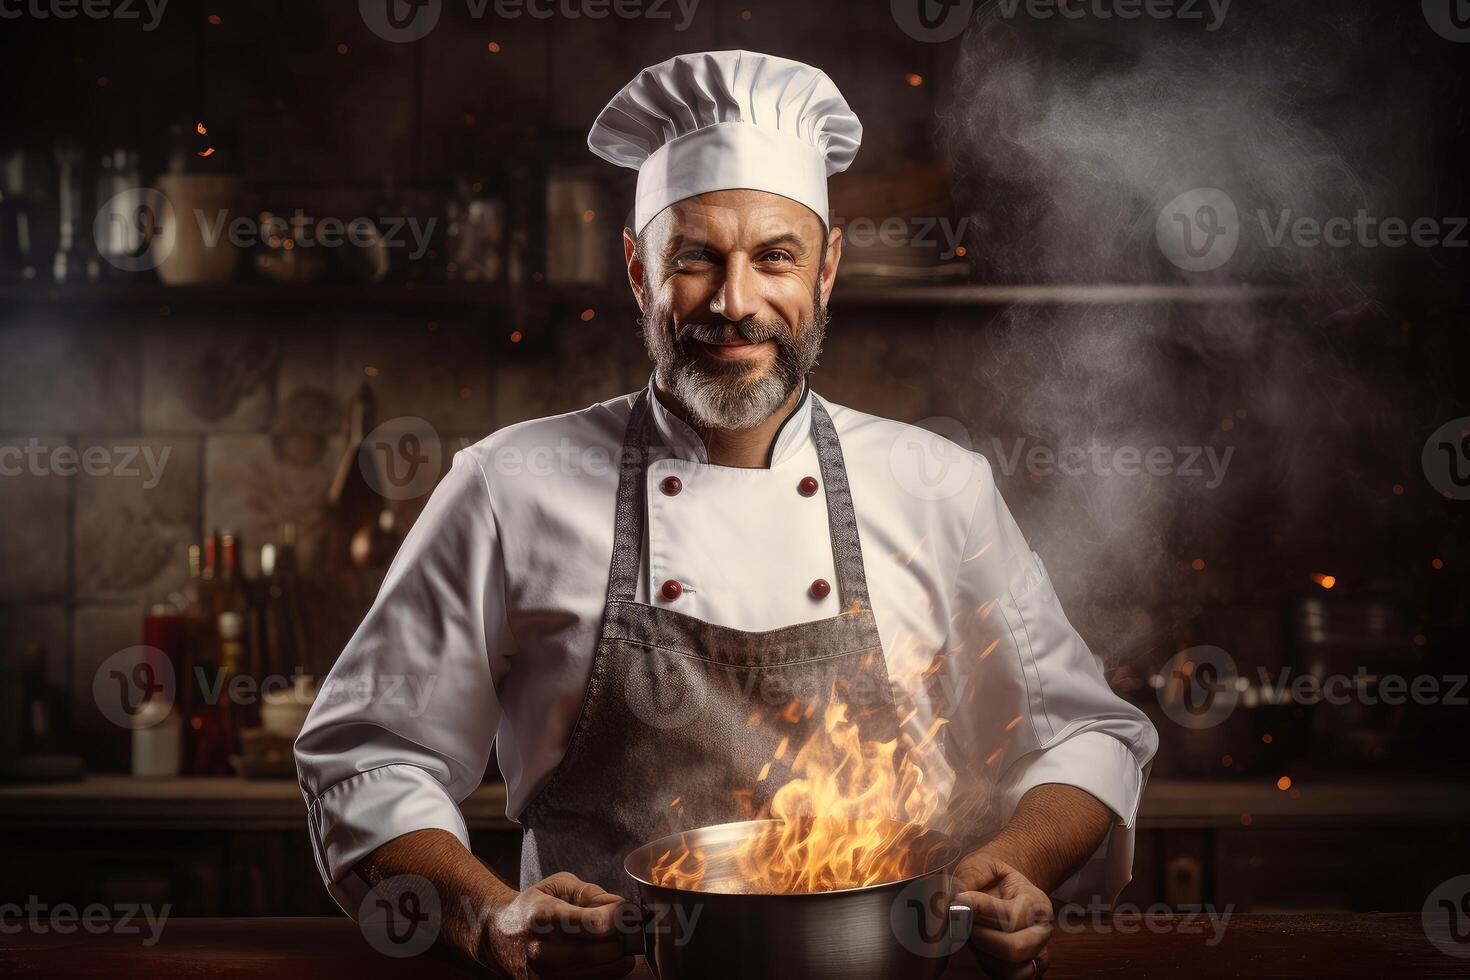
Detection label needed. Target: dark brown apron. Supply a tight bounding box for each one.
[518,389,898,898]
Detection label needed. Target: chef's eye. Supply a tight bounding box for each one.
[759,249,795,264]
[674,248,714,266]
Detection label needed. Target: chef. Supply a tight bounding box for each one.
[296,50,1157,980]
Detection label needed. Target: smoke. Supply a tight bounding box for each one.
[933,3,1446,666]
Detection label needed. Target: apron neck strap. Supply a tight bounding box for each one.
[603,389,873,612]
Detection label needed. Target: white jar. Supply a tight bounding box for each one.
[131,697,182,777]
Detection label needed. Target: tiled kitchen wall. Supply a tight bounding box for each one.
[0,306,948,761]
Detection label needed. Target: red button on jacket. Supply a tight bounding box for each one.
[660,475,682,496]
[809,578,831,599]
[660,579,683,601]
[798,476,819,497]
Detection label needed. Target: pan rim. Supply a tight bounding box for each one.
[623,817,964,898]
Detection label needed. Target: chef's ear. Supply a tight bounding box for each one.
[624,227,647,313]
[818,224,843,307]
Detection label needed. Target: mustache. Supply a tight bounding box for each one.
[676,318,790,347]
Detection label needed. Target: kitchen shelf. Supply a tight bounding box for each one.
[837,282,1289,306]
[0,281,565,310]
[0,280,1286,314]
[0,775,515,831]
[2,774,1464,832]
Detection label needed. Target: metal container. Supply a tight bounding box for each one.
[624,819,973,980]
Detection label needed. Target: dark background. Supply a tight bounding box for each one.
[0,0,1466,919]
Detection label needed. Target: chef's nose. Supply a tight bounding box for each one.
[709,255,758,322]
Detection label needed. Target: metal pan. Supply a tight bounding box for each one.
[623,819,973,980]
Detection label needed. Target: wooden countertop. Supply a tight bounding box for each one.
[3,775,1469,831]
[0,914,1454,978]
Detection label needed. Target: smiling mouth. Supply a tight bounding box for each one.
[695,337,773,361]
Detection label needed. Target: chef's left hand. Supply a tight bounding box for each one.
[955,851,1053,979]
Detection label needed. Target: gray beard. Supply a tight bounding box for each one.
[643,303,828,431]
[661,356,795,430]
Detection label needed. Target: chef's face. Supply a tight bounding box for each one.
[626,189,842,430]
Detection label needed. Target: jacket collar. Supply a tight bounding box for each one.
[644,376,814,468]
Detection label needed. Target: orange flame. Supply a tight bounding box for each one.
[651,695,942,894]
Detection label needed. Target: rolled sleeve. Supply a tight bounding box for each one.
[306,763,472,914]
[295,450,511,915]
[1001,731,1150,903]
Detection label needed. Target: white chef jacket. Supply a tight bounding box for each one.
[295,380,1158,913]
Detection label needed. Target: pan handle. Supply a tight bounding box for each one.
[620,902,653,957]
[948,903,974,952]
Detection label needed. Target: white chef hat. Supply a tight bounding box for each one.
[588,50,862,233]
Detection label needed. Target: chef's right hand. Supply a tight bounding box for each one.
[485,872,635,980]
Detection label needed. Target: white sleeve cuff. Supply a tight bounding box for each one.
[1001,731,1148,904]
[304,762,472,917]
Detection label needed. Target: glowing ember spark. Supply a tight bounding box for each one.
[985,746,1005,767]
[1311,572,1336,589]
[196,122,207,134]
[977,599,998,620]
[670,796,681,807]
[978,638,999,662]
[197,147,216,157]
[1005,715,1023,732]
